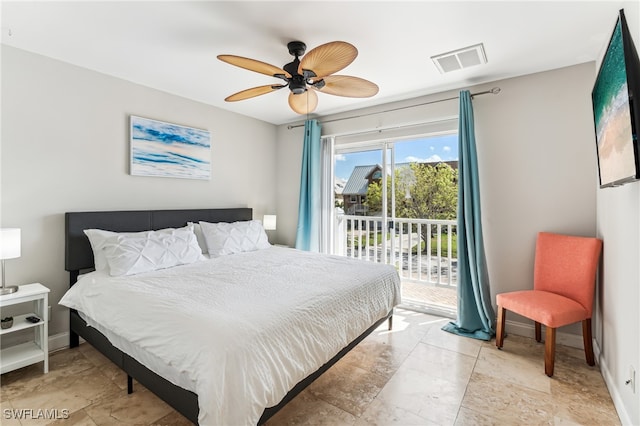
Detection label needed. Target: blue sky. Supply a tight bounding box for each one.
[335,134,458,181]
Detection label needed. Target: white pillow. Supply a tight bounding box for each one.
[103,226,203,276]
[84,225,195,272]
[84,229,152,272]
[199,220,270,256]
[187,221,207,254]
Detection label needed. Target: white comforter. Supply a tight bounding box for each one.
[60,246,401,425]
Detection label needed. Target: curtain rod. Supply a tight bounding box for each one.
[287,87,501,130]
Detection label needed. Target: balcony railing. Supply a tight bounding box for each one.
[335,214,458,289]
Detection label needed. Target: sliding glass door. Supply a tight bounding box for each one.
[332,133,459,317]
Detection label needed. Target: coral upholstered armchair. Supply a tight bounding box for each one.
[495,232,603,377]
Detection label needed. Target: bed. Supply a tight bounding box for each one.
[61,208,401,425]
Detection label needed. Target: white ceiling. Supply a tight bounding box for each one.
[1,1,633,125]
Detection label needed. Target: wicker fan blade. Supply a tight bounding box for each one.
[288,90,318,114]
[225,85,286,102]
[299,41,357,78]
[218,55,290,78]
[318,75,379,98]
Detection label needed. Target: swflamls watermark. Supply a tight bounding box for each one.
[3,408,70,420]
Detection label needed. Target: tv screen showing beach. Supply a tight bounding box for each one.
[592,17,636,187]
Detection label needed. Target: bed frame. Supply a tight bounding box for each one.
[65,208,392,425]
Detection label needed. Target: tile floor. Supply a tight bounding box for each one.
[0,309,620,425]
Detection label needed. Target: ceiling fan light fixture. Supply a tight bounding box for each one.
[290,86,306,95]
[289,76,307,94]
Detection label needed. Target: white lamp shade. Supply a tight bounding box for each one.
[263,215,277,231]
[0,228,21,259]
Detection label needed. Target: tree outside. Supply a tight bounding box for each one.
[364,162,458,252]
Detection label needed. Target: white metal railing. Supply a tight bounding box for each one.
[335,214,457,288]
[346,204,369,215]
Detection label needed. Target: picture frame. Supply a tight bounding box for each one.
[130,115,211,180]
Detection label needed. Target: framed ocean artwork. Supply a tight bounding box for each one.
[130,116,211,180]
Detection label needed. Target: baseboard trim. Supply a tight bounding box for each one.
[593,338,601,363]
[598,352,633,426]
[49,332,69,352]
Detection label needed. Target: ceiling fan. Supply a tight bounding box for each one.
[217,41,379,115]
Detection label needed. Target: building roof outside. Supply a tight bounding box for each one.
[342,164,380,195]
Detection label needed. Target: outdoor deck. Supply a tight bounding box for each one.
[400,281,457,318]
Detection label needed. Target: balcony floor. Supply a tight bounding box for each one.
[401,281,457,317]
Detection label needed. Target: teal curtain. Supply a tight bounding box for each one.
[442,91,495,341]
[295,119,322,251]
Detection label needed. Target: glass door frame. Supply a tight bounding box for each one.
[333,139,400,262]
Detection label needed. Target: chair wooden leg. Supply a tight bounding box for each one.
[535,322,542,342]
[496,306,506,348]
[545,327,556,377]
[582,318,595,366]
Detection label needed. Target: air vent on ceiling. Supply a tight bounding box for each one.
[431,43,487,74]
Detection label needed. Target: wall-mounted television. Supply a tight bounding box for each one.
[592,9,640,188]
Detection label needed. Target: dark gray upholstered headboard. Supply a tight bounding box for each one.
[65,208,252,272]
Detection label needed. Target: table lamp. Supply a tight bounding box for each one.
[263,215,277,231]
[0,228,21,295]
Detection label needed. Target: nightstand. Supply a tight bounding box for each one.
[0,283,50,374]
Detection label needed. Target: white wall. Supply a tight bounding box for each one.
[1,46,278,338]
[594,4,640,425]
